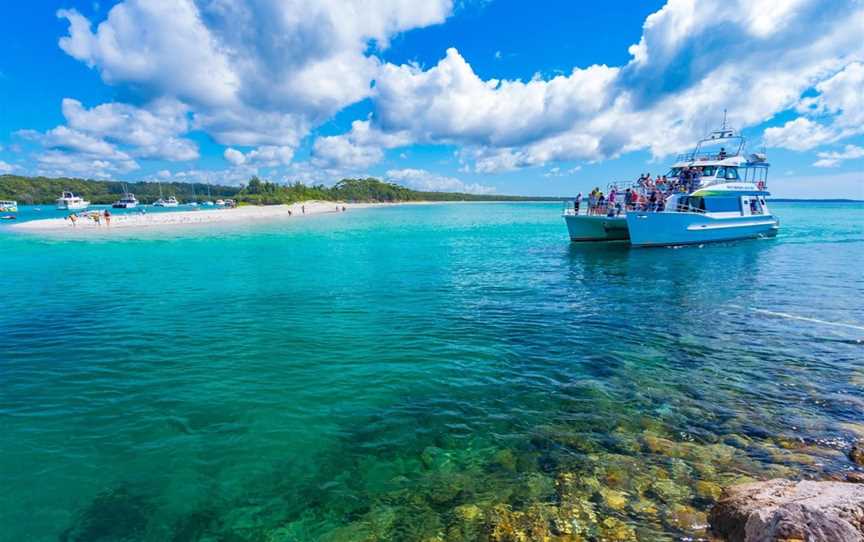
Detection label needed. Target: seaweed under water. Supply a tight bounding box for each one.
[3,202,862,541]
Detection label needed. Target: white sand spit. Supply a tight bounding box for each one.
[10,201,401,234]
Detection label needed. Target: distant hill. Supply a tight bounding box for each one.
[0,175,560,205]
[0,175,239,205]
[235,177,561,204]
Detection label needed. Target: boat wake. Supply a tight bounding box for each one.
[731,305,864,332]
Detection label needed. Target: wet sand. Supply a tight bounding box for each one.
[10,201,403,234]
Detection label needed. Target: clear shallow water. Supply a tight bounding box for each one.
[1,202,862,541]
[0,203,221,227]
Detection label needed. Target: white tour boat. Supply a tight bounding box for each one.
[112,188,139,209]
[56,192,90,210]
[153,195,179,207]
[0,200,18,213]
[563,125,778,247]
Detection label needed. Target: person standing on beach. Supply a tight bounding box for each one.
[68,213,77,227]
[103,209,111,227]
[302,205,305,215]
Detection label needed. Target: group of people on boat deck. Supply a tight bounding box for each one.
[638,168,702,193]
[573,166,711,216]
[576,187,669,217]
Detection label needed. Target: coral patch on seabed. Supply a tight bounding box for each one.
[57,418,864,542]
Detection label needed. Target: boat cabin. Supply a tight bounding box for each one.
[665,162,769,187]
[666,192,770,217]
[668,130,770,190]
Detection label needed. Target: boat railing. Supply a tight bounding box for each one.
[675,150,741,162]
[561,200,635,217]
[564,198,713,216]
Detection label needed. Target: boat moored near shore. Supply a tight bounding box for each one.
[153,195,179,207]
[626,128,778,246]
[563,124,779,247]
[56,192,90,210]
[113,188,139,209]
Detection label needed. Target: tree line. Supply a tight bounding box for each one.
[0,175,239,205]
[0,174,559,205]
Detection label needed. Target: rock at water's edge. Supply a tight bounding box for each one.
[850,441,864,466]
[848,472,864,484]
[708,479,864,542]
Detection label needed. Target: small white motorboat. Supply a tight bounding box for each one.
[153,195,179,207]
[56,192,90,210]
[0,200,18,213]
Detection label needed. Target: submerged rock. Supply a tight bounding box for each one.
[485,503,556,542]
[665,503,707,532]
[60,485,154,542]
[709,479,864,542]
[695,480,723,502]
[597,516,637,541]
[598,487,628,511]
[850,440,864,466]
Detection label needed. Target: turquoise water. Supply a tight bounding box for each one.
[1,203,220,225]
[1,202,862,541]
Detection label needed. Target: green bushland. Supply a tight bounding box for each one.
[0,175,561,205]
[0,175,239,205]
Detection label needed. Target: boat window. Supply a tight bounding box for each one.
[665,168,680,178]
[694,166,716,177]
[704,197,741,212]
[725,167,739,180]
[715,167,726,178]
[749,198,763,215]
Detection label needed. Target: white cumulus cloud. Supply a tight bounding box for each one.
[61,98,198,161]
[768,62,864,151]
[15,0,864,181]
[56,0,453,148]
[312,120,412,171]
[813,144,864,167]
[224,148,246,166]
[224,146,294,167]
[386,168,494,194]
[363,0,864,171]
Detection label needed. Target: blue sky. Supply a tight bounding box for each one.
[1,0,862,198]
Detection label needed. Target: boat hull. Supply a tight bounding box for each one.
[563,214,629,242]
[56,202,89,210]
[626,211,779,247]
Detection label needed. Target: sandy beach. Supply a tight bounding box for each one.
[10,201,398,234]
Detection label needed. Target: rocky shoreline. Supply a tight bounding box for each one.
[706,440,864,541]
[709,479,864,541]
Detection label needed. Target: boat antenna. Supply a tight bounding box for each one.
[721,109,728,131]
